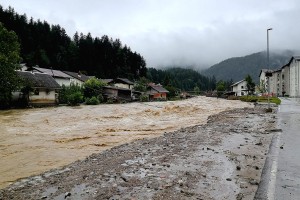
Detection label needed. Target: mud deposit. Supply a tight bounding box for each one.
[0,106,277,200]
[0,97,251,189]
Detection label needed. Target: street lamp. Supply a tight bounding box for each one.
[267,28,272,109]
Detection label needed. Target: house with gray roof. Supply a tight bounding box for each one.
[27,66,72,86]
[13,71,61,106]
[147,83,169,100]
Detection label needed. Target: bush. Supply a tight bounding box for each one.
[83,78,107,98]
[59,84,83,104]
[139,94,149,102]
[86,96,100,105]
[98,94,104,103]
[68,91,83,106]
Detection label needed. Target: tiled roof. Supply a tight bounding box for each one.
[17,71,61,89]
[63,71,91,82]
[230,79,245,87]
[115,78,134,85]
[148,84,169,93]
[33,67,71,79]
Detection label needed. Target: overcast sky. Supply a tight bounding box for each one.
[1,0,300,68]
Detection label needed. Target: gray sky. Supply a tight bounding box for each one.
[1,0,300,68]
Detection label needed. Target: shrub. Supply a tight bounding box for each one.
[59,84,83,104]
[67,91,83,106]
[83,78,107,98]
[139,94,149,102]
[97,94,104,103]
[86,96,100,105]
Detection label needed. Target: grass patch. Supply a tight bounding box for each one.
[239,96,281,105]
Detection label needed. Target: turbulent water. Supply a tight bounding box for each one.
[0,96,252,188]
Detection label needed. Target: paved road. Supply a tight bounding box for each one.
[274,98,300,199]
[255,98,300,200]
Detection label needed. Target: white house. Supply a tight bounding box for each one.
[231,79,248,96]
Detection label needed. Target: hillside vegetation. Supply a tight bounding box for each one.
[0,6,146,79]
[203,51,295,83]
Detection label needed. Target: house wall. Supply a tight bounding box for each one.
[103,88,118,99]
[289,59,300,97]
[70,78,84,87]
[275,71,282,96]
[152,93,167,99]
[232,81,248,96]
[282,66,290,96]
[114,83,133,90]
[29,89,57,104]
[269,73,277,96]
[55,77,71,87]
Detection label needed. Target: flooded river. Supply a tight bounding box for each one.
[0,96,252,188]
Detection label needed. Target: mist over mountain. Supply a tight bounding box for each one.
[202,50,297,83]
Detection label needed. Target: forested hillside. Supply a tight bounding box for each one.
[203,51,295,83]
[147,68,216,91]
[0,6,147,79]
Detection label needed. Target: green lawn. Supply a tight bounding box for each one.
[239,96,281,105]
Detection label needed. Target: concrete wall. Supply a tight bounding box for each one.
[289,59,300,97]
[282,66,290,96]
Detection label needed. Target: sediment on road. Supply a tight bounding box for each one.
[0,105,277,200]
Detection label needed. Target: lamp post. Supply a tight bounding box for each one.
[267,28,272,109]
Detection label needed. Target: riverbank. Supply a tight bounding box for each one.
[0,105,277,199]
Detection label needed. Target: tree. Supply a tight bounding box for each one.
[193,86,200,95]
[216,80,225,97]
[83,78,107,99]
[258,79,267,93]
[0,23,21,109]
[133,77,149,92]
[245,74,255,95]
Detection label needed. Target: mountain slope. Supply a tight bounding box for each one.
[203,50,295,83]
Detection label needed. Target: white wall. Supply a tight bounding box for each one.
[290,59,300,97]
[30,89,56,103]
[70,78,84,87]
[282,67,290,96]
[232,80,248,96]
[55,77,71,87]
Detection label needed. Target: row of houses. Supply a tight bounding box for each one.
[14,65,169,106]
[229,56,300,97]
[259,56,300,97]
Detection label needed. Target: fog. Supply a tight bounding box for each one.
[1,0,300,68]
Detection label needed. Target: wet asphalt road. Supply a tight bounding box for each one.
[274,98,300,199]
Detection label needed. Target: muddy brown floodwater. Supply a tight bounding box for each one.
[0,96,252,189]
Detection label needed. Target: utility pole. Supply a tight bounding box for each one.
[267,28,272,109]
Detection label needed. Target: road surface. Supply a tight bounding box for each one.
[256,98,300,199]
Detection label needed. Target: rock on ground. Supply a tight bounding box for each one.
[0,106,277,200]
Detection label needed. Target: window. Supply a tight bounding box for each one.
[241,86,244,89]
[34,89,39,95]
